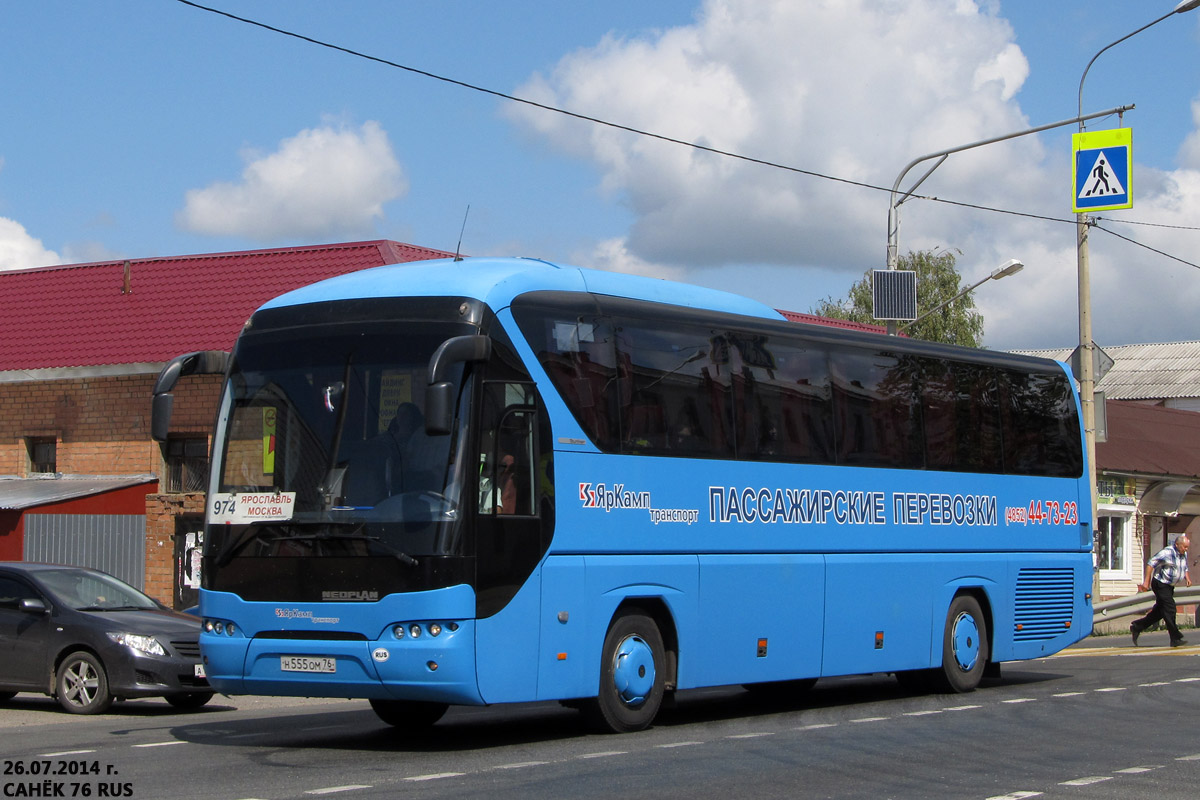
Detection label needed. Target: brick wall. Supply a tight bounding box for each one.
[144,491,207,604]
[0,373,220,476]
[1,371,222,604]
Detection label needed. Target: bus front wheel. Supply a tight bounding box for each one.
[369,698,448,730]
[586,610,666,733]
[939,594,988,693]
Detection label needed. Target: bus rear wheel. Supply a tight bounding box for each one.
[585,610,666,733]
[938,595,988,693]
[369,698,449,729]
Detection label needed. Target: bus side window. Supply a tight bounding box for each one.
[479,382,538,516]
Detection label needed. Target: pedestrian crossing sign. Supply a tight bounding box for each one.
[1073,128,1132,212]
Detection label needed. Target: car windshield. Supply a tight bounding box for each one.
[36,569,159,611]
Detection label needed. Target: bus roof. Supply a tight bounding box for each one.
[259,256,787,322]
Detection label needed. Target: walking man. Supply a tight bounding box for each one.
[1131,534,1191,647]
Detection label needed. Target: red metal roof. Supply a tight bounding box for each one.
[776,309,892,334]
[1097,401,1200,478]
[0,240,453,370]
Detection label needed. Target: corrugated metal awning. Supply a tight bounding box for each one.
[1140,480,1200,516]
[0,475,157,510]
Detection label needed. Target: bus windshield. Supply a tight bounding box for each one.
[205,320,474,600]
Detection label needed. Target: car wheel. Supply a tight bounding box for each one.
[164,692,214,710]
[56,651,113,714]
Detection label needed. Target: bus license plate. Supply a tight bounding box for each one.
[280,655,336,674]
[195,664,206,678]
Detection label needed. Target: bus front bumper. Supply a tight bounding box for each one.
[200,622,483,705]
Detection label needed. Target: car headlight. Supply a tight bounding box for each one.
[106,632,167,657]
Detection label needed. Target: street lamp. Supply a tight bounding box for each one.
[900,258,1024,331]
[1075,0,1200,589]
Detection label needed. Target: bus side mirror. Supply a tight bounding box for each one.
[425,335,491,435]
[151,350,230,442]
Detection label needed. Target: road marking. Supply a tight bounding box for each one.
[305,787,373,794]
[850,716,888,723]
[728,732,774,738]
[404,774,464,782]
[795,723,836,730]
[40,750,95,757]
[132,741,187,748]
[1177,753,1200,761]
[945,705,980,711]
[903,710,942,716]
[1059,776,1112,786]
[577,751,626,759]
[494,761,548,769]
[657,741,704,748]
[1115,765,1162,773]
[985,792,1042,799]
[1138,682,1171,687]
[1094,687,1126,693]
[1053,692,1086,697]
[1176,677,1200,682]
[1002,698,1036,704]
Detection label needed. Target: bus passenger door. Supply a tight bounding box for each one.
[474,380,552,702]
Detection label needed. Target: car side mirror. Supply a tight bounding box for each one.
[20,598,48,614]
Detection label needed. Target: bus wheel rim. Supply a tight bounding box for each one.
[613,634,655,705]
[951,612,980,672]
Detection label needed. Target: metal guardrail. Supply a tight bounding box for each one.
[1093,585,1200,626]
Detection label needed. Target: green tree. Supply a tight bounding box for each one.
[811,249,984,347]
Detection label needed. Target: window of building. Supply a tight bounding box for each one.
[26,437,57,474]
[164,437,209,493]
[1097,511,1133,577]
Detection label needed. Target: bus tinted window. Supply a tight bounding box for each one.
[513,293,1081,478]
[1000,368,1083,477]
[523,310,622,452]
[830,348,924,469]
[738,338,833,463]
[613,319,735,459]
[922,361,1003,473]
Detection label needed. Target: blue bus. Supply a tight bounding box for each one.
[151,256,1093,733]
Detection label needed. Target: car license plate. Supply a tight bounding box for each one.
[280,655,336,673]
[195,664,206,678]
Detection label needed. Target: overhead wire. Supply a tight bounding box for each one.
[176,0,1198,265]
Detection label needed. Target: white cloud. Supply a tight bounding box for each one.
[507,0,1035,272]
[580,237,687,282]
[177,120,406,241]
[1179,96,1200,169]
[0,216,61,271]
[504,0,1200,350]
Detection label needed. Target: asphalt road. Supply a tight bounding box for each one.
[2,630,1198,800]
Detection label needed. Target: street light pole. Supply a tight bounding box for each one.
[1076,0,1200,594]
[899,258,1024,332]
[883,106,1133,336]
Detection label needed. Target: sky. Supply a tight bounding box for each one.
[2,0,1199,352]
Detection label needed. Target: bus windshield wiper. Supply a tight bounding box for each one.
[213,523,277,568]
[283,530,420,567]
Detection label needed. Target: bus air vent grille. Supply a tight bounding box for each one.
[1013,567,1075,641]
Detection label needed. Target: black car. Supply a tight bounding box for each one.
[0,562,213,714]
